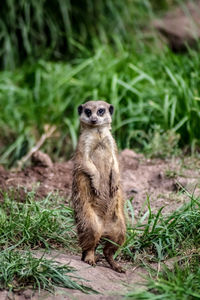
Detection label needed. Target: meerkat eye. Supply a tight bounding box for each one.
[84,108,92,117]
[97,108,105,116]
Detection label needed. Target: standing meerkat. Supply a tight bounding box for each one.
[72,100,126,273]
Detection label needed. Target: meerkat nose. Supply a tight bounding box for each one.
[91,117,98,124]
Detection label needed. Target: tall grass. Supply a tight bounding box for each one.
[1,42,200,166]
[126,255,200,299]
[122,193,200,261]
[0,0,199,166]
[0,0,151,69]
[0,0,181,69]
[0,191,77,250]
[0,191,96,293]
[0,250,93,293]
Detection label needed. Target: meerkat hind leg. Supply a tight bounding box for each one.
[80,225,101,267]
[103,241,125,273]
[82,248,96,266]
[103,226,125,273]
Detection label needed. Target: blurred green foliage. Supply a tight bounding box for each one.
[0,0,199,167]
[0,0,181,69]
[0,0,141,69]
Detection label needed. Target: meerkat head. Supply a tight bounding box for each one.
[77,100,114,127]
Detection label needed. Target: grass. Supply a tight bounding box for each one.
[121,192,200,261]
[0,250,93,293]
[122,192,200,299]
[0,1,200,166]
[0,191,96,293]
[0,188,199,294]
[0,170,199,265]
[125,255,200,299]
[0,190,77,250]
[0,0,173,69]
[1,43,200,167]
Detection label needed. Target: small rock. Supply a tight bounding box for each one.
[31,151,53,168]
[23,289,34,299]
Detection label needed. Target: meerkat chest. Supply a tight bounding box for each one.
[91,136,114,169]
[93,140,112,160]
[80,129,116,170]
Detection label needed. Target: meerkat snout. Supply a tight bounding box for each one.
[78,100,114,127]
[90,116,98,124]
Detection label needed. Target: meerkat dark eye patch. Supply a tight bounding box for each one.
[84,108,92,117]
[78,105,83,115]
[97,108,105,116]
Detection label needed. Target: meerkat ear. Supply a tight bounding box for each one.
[78,105,83,115]
[109,105,114,115]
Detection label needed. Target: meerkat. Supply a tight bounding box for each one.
[72,100,126,273]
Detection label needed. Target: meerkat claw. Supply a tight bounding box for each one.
[110,184,119,197]
[85,258,96,266]
[114,265,125,273]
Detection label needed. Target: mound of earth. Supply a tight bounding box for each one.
[153,0,200,51]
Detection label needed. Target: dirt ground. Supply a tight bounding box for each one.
[0,149,200,299]
[0,149,199,215]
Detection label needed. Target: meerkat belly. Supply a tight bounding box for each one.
[91,145,112,184]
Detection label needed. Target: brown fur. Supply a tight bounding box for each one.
[72,101,126,273]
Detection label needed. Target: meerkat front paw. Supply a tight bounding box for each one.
[90,174,101,196]
[91,182,101,196]
[110,169,119,197]
[110,185,119,197]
